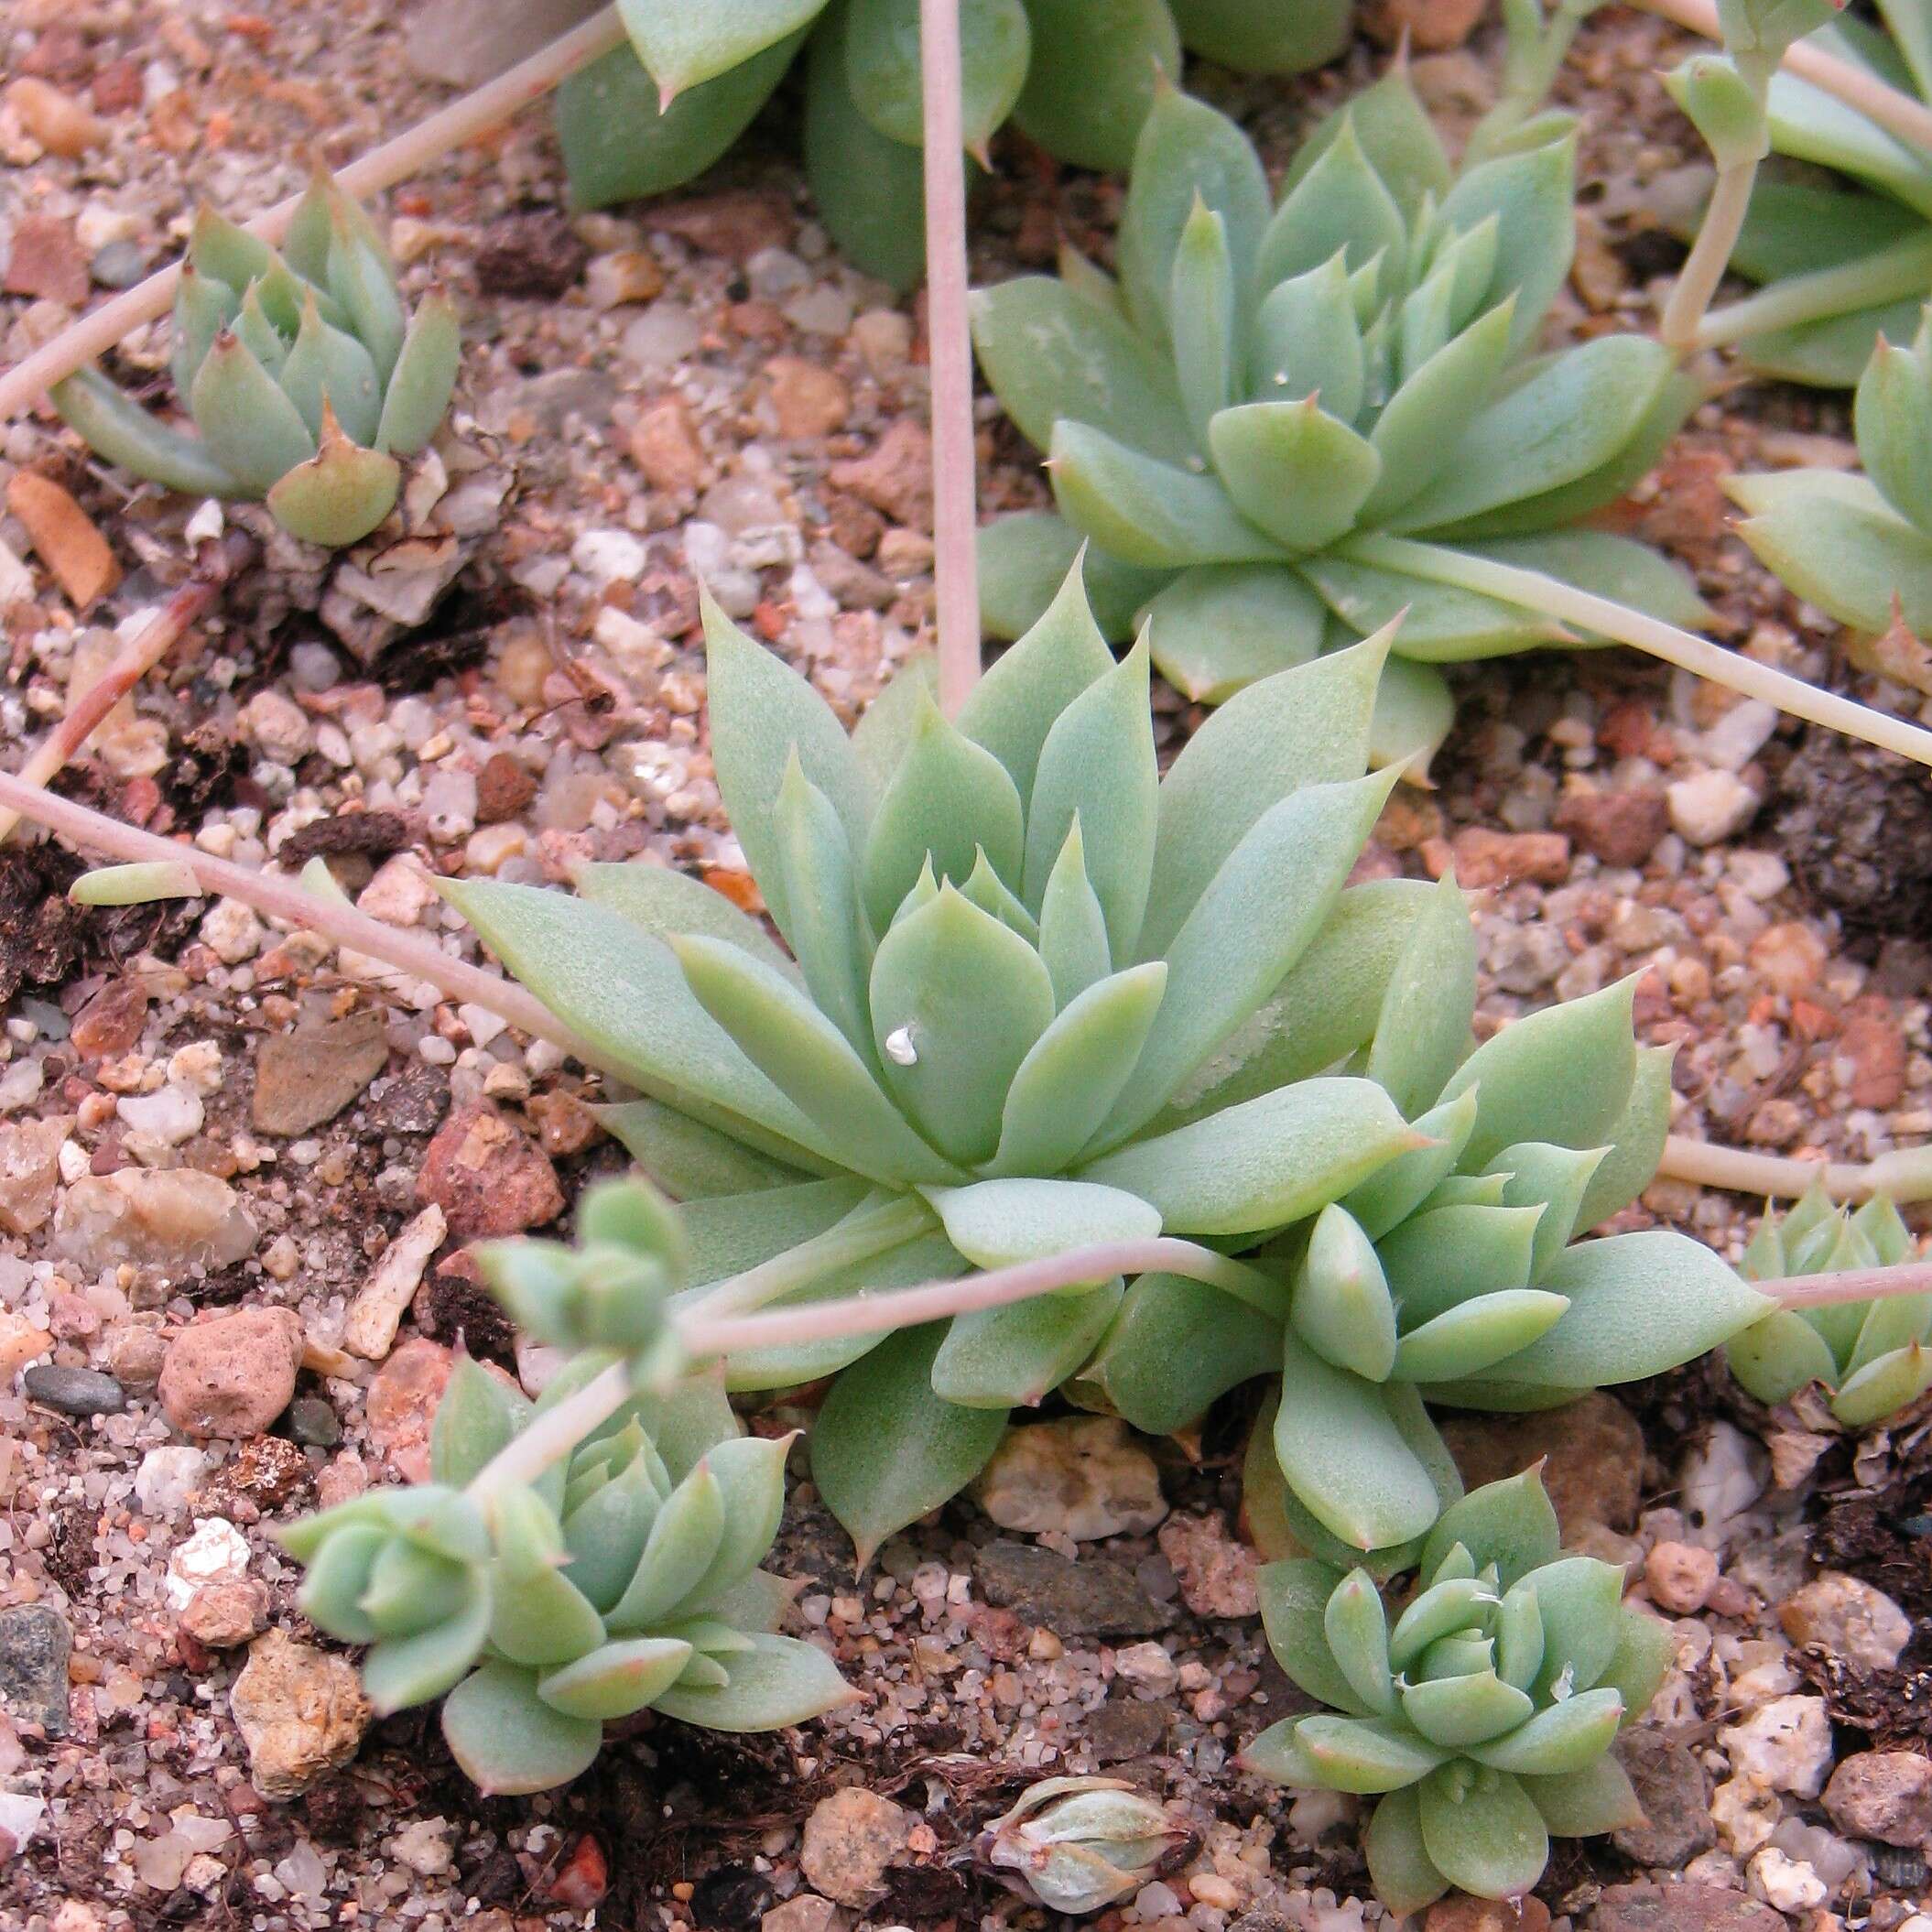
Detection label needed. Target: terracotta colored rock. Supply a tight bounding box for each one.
[830,420,933,530]
[1440,1392,1644,1536]
[364,1336,452,1482]
[474,750,537,824]
[1363,0,1489,49]
[6,471,119,607]
[1749,920,1828,998]
[1838,996,1908,1110]
[158,1308,303,1439]
[1824,1749,1932,1846]
[5,77,108,156]
[70,977,149,1059]
[180,1579,269,1648]
[229,1630,369,1798]
[628,398,706,496]
[1157,1512,1260,1619]
[1426,1896,1549,1931]
[1555,787,1670,869]
[768,357,850,439]
[1449,827,1571,888]
[0,1114,72,1235]
[4,212,87,305]
[545,1834,609,1909]
[1645,1540,1719,1613]
[417,1103,563,1241]
[653,190,794,261]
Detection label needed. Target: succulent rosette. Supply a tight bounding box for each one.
[1730,1185,1932,1426]
[51,174,458,547]
[281,1181,850,1794]
[557,0,1354,288]
[969,69,1707,762]
[1243,1471,1676,1916]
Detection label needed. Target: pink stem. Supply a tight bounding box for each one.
[0,530,255,843]
[921,0,982,715]
[1771,1259,1932,1309]
[0,766,602,1068]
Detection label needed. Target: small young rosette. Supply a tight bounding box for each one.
[1731,1185,1931,1427]
[1242,1471,1676,1916]
[1729,303,1932,636]
[285,1359,851,1795]
[50,173,458,547]
[978,1775,1191,1915]
[970,67,1705,742]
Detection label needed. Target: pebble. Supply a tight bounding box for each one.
[90,239,145,288]
[1702,699,1779,772]
[1720,1694,1833,1797]
[768,356,850,439]
[973,1416,1167,1541]
[1424,1899,1549,1932]
[1824,1750,1932,1846]
[1554,787,1669,868]
[1667,769,1762,846]
[0,1604,71,1736]
[1363,0,1487,49]
[157,1308,303,1439]
[1615,1731,1717,1868]
[763,1898,839,1932]
[164,1517,250,1609]
[253,1010,391,1137]
[116,1082,204,1147]
[546,1834,610,1909]
[4,212,88,306]
[4,76,109,155]
[1441,1393,1644,1536]
[180,1579,269,1649]
[0,1113,72,1233]
[199,897,263,964]
[0,1310,52,1380]
[417,1103,563,1240]
[57,1167,257,1271]
[622,301,702,374]
[1838,998,1909,1110]
[388,1817,456,1878]
[365,1336,451,1481]
[5,470,118,607]
[1646,1540,1720,1612]
[342,1201,447,1359]
[830,421,932,529]
[1748,921,1828,999]
[229,1631,370,1799]
[1114,1640,1179,1697]
[1156,1512,1260,1619]
[1746,1845,1826,1913]
[355,855,437,927]
[973,1541,1174,1638]
[135,1445,207,1516]
[572,527,649,585]
[241,689,314,764]
[1448,827,1571,887]
[475,751,537,823]
[1780,1571,1913,1670]
[71,977,150,1059]
[629,398,707,496]
[798,1787,911,1907]
[1591,1883,1785,1931]
[288,1396,342,1449]
[584,250,664,309]
[22,1363,125,1417]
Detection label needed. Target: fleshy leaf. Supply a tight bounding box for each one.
[1299,1713,1453,1793]
[929,1280,1123,1407]
[1143,564,1328,705]
[537,1637,694,1720]
[1364,1786,1450,1916]
[1419,1468,1560,1588]
[1418,1764,1549,1900]
[617,0,827,95]
[1293,1203,1398,1382]
[442,1662,602,1796]
[650,1632,855,1730]
[1365,871,1477,1118]
[925,1177,1160,1270]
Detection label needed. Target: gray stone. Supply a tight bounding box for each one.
[22,1364,125,1417]
[252,1012,390,1137]
[973,1540,1175,1638]
[1824,1751,1932,1848]
[0,1604,71,1736]
[1591,1883,1785,1931]
[1085,1695,1169,1763]
[288,1396,342,1449]
[1613,1731,1716,1869]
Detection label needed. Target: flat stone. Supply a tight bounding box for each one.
[158,1308,303,1439]
[1440,1392,1645,1536]
[1591,1883,1785,1931]
[341,1202,447,1360]
[830,420,932,529]
[0,1604,70,1736]
[798,1787,911,1907]
[22,1363,125,1416]
[1555,787,1670,869]
[253,1011,390,1137]
[973,1540,1175,1638]
[4,212,87,306]
[417,1103,562,1241]
[1085,1694,1169,1763]
[56,1167,256,1273]
[230,1630,369,1798]
[1781,1570,1914,1671]
[70,976,148,1058]
[180,1579,269,1649]
[1613,1731,1716,1868]
[1824,1750,1932,1846]
[973,1416,1167,1541]
[5,470,118,607]
[0,1113,72,1234]
[365,1336,452,1482]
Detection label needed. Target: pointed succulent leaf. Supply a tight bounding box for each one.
[680,1178,870,1287]
[676,1434,792,1614]
[487,1486,607,1666]
[863,691,1026,928]
[1435,125,1578,350]
[190,333,317,494]
[1495,1580,1546,1692]
[1856,331,1932,533]
[930,1280,1124,1407]
[1369,655,1456,784]
[324,214,406,385]
[1299,1714,1454,1793]
[1344,1088,1482,1240]
[1471,1687,1625,1775]
[1325,1568,1397,1716]
[1526,1557,1627,1699]
[1207,399,1383,553]
[1085,1077,1418,1237]
[1048,420,1283,568]
[1171,200,1238,444]
[265,410,400,547]
[375,289,461,456]
[1518,1755,1644,1836]
[296,1523,385,1644]
[1241,1714,1330,1786]
[1250,253,1367,421]
[977,510,1176,645]
[1293,1204,1398,1382]
[1441,978,1639,1169]
[443,1661,602,1796]
[1258,117,1408,290]
[359,1585,492,1713]
[812,1322,1008,1565]
[1283,64,1453,212]
[959,848,1037,940]
[1012,0,1180,170]
[650,1631,853,1730]
[277,296,381,445]
[50,367,243,497]
[615,0,824,96]
[604,1461,726,1631]
[1366,872,1478,1118]
[1022,635,1157,952]
[1141,630,1387,957]
[1035,818,1113,1007]
[926,1178,1160,1270]
[1402,1671,1537,1749]
[561,1458,660,1612]
[1420,1468,1562,1589]
[1364,1785,1450,1916]
[1488,1143,1611,1281]
[1143,563,1328,705]
[851,654,936,793]
[575,861,794,975]
[1574,1044,1676,1231]
[1597,1609,1677,1727]
[430,1354,530,1488]
[1418,1764,1549,1901]
[1362,300,1517,521]
[170,265,241,396]
[1275,1330,1448,1552]
[1727,1308,1840,1405]
[1379,1204,1544,1329]
[1301,551,1571,661]
[771,753,873,1057]
[867,885,1056,1167]
[1394,1291,1572,1383]
[537,1637,694,1720]
[1834,1343,1932,1427]
[1257,1558,1373,1714]
[1118,85,1271,343]
[843,0,1029,151]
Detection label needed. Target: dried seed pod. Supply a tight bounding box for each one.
[978,1776,1192,1915]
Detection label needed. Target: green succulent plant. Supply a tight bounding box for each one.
[978,1775,1191,1914]
[1656,0,1932,386]
[1728,301,1932,635]
[1242,1470,1675,1916]
[969,68,1709,758]
[556,0,1355,288]
[1076,877,1768,1573]
[438,571,1454,1561]
[281,1179,851,1794]
[1730,1184,1931,1426]
[49,174,458,548]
